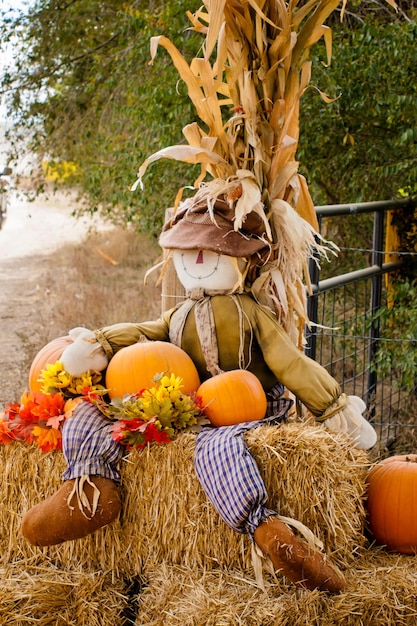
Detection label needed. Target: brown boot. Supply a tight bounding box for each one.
[21,476,121,546]
[254,516,346,593]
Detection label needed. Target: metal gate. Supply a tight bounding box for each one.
[306,197,416,447]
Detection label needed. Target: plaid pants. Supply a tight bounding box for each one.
[194,383,292,536]
[62,385,292,536]
[62,401,125,483]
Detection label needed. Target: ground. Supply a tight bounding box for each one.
[0,186,161,409]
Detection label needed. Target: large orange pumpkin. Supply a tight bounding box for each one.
[366,454,417,554]
[105,341,200,399]
[197,370,267,427]
[29,335,73,393]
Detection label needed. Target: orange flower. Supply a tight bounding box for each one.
[0,414,16,445]
[63,396,83,419]
[35,392,66,422]
[1,380,102,453]
[3,402,20,420]
[32,425,62,452]
[19,391,43,423]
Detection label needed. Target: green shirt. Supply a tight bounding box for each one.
[95,293,343,419]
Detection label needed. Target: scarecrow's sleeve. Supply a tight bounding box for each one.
[94,310,175,361]
[253,305,346,419]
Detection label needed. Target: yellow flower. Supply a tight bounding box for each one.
[40,361,72,392]
[41,361,63,379]
[38,360,104,399]
[91,372,203,449]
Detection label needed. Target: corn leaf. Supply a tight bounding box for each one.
[132,146,231,191]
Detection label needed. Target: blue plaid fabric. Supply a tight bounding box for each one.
[265,382,293,419]
[194,423,277,536]
[62,401,125,483]
[194,382,293,536]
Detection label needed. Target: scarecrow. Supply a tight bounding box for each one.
[22,186,377,593]
[22,0,378,594]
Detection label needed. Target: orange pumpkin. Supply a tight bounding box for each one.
[105,341,200,399]
[366,454,417,554]
[29,335,73,393]
[197,370,267,427]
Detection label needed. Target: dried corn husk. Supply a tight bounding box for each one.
[133,0,348,343]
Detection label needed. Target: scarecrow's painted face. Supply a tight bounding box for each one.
[173,249,240,291]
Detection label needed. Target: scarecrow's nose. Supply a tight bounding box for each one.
[196,250,204,264]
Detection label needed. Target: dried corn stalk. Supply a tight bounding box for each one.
[134,0,395,343]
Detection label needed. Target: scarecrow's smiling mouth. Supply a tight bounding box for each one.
[178,250,221,280]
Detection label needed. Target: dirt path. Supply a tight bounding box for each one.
[0,188,108,407]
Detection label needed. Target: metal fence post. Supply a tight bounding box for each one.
[366,209,385,416]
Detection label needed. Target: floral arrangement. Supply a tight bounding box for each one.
[0,363,205,453]
[0,362,105,452]
[91,373,206,450]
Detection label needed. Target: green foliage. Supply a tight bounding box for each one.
[1,0,201,237]
[298,20,417,207]
[372,278,417,392]
[1,1,416,240]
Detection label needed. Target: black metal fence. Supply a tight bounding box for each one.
[305,197,416,447]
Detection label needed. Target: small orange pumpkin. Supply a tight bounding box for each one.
[105,341,200,399]
[366,454,417,554]
[197,370,267,427]
[29,335,73,393]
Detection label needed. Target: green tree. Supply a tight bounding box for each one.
[1,0,201,236]
[1,1,415,237]
[298,19,417,206]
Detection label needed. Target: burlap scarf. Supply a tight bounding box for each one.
[169,289,249,377]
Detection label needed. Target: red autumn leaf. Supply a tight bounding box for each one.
[3,402,20,421]
[9,415,36,444]
[0,417,16,445]
[144,422,171,444]
[129,417,152,433]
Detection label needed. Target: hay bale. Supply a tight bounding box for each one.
[0,443,125,574]
[245,423,369,566]
[137,554,417,626]
[137,564,289,626]
[3,423,417,625]
[120,422,369,573]
[2,421,368,575]
[0,564,128,625]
